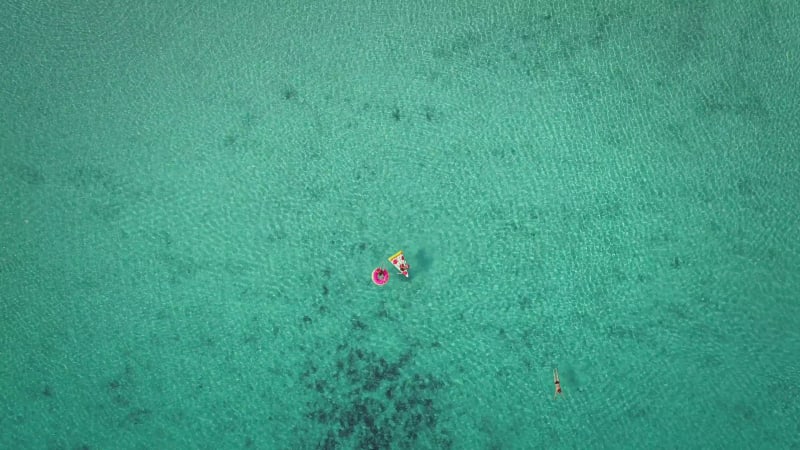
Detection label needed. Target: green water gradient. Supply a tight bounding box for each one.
[2,1,799,448]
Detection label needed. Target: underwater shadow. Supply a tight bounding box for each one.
[411,248,433,274]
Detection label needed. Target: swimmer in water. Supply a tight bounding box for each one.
[554,368,563,399]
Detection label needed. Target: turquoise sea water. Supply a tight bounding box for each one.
[2,1,799,448]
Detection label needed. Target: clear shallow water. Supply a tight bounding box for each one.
[2,1,799,448]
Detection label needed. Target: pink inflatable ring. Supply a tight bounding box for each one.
[372,267,389,286]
